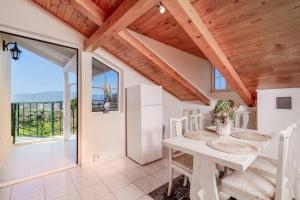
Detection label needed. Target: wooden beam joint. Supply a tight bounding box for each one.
[84,0,156,52]
[70,0,107,26]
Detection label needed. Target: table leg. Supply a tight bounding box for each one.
[190,156,219,200]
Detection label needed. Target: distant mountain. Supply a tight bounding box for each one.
[12,91,77,103]
[13,91,117,103]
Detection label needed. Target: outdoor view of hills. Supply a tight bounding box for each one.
[12,91,77,103]
[12,91,109,103]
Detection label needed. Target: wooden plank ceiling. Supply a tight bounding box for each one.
[28,0,300,105]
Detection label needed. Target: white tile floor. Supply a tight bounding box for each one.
[0,157,179,200]
[0,139,77,184]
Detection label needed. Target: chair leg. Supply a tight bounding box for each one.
[167,168,174,196]
[183,176,188,186]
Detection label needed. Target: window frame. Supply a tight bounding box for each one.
[91,57,120,113]
[211,67,230,92]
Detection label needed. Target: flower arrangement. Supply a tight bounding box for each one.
[102,84,112,113]
[211,100,237,136]
[102,84,111,98]
[211,99,236,124]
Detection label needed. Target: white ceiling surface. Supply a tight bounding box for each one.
[3,33,77,73]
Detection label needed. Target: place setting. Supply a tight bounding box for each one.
[184,100,272,156]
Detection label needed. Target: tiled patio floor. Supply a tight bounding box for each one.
[0,139,77,184]
[0,157,180,200]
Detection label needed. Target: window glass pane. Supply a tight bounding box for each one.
[214,77,220,90]
[220,77,226,89]
[214,68,220,78]
[92,58,119,112]
[213,67,227,91]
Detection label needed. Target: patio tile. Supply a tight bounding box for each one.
[78,182,110,200]
[151,168,170,183]
[10,178,44,199]
[139,195,154,200]
[134,176,163,193]
[122,167,148,182]
[68,166,94,179]
[54,192,81,200]
[10,190,45,200]
[141,161,165,174]
[109,158,140,173]
[72,173,102,190]
[113,184,145,200]
[103,174,131,191]
[45,181,76,200]
[0,187,12,200]
[101,193,117,200]
[94,166,120,180]
[43,171,72,188]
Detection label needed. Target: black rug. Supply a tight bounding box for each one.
[148,175,237,200]
[148,175,190,200]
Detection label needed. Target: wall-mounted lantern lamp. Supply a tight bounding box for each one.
[2,40,22,60]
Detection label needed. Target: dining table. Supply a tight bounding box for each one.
[162,126,273,200]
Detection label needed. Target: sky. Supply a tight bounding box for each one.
[92,70,118,99]
[11,46,76,95]
[214,68,227,90]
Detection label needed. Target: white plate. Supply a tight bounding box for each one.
[231,132,272,141]
[205,126,216,132]
[205,126,236,132]
[184,130,218,141]
[206,139,258,155]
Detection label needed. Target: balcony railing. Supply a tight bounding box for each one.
[11,101,77,138]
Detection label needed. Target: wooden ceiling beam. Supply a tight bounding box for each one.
[84,0,156,52]
[161,0,255,106]
[118,29,210,105]
[69,0,107,26]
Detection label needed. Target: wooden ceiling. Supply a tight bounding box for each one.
[192,0,300,98]
[28,0,300,105]
[128,7,207,59]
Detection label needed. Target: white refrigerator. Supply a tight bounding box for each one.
[126,85,163,165]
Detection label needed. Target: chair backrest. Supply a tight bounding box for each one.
[234,111,256,129]
[287,125,296,176]
[275,128,292,200]
[234,111,240,128]
[183,110,193,131]
[169,117,188,139]
[183,110,192,118]
[290,124,298,199]
[190,113,203,131]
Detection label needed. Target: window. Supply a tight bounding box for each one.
[92,58,119,112]
[212,67,229,91]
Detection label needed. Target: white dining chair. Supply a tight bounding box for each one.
[167,116,193,196]
[190,113,203,131]
[234,110,256,129]
[248,124,297,198]
[219,127,292,200]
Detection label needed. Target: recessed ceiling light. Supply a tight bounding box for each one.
[158,2,165,14]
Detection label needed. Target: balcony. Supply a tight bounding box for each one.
[11,101,77,144]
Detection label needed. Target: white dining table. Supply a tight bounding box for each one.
[162,128,273,200]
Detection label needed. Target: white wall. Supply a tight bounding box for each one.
[211,91,246,106]
[0,49,13,162]
[131,31,211,96]
[257,88,300,171]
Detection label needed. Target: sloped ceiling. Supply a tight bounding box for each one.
[192,0,300,97]
[27,0,300,103]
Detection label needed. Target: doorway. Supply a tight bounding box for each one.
[0,31,78,184]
